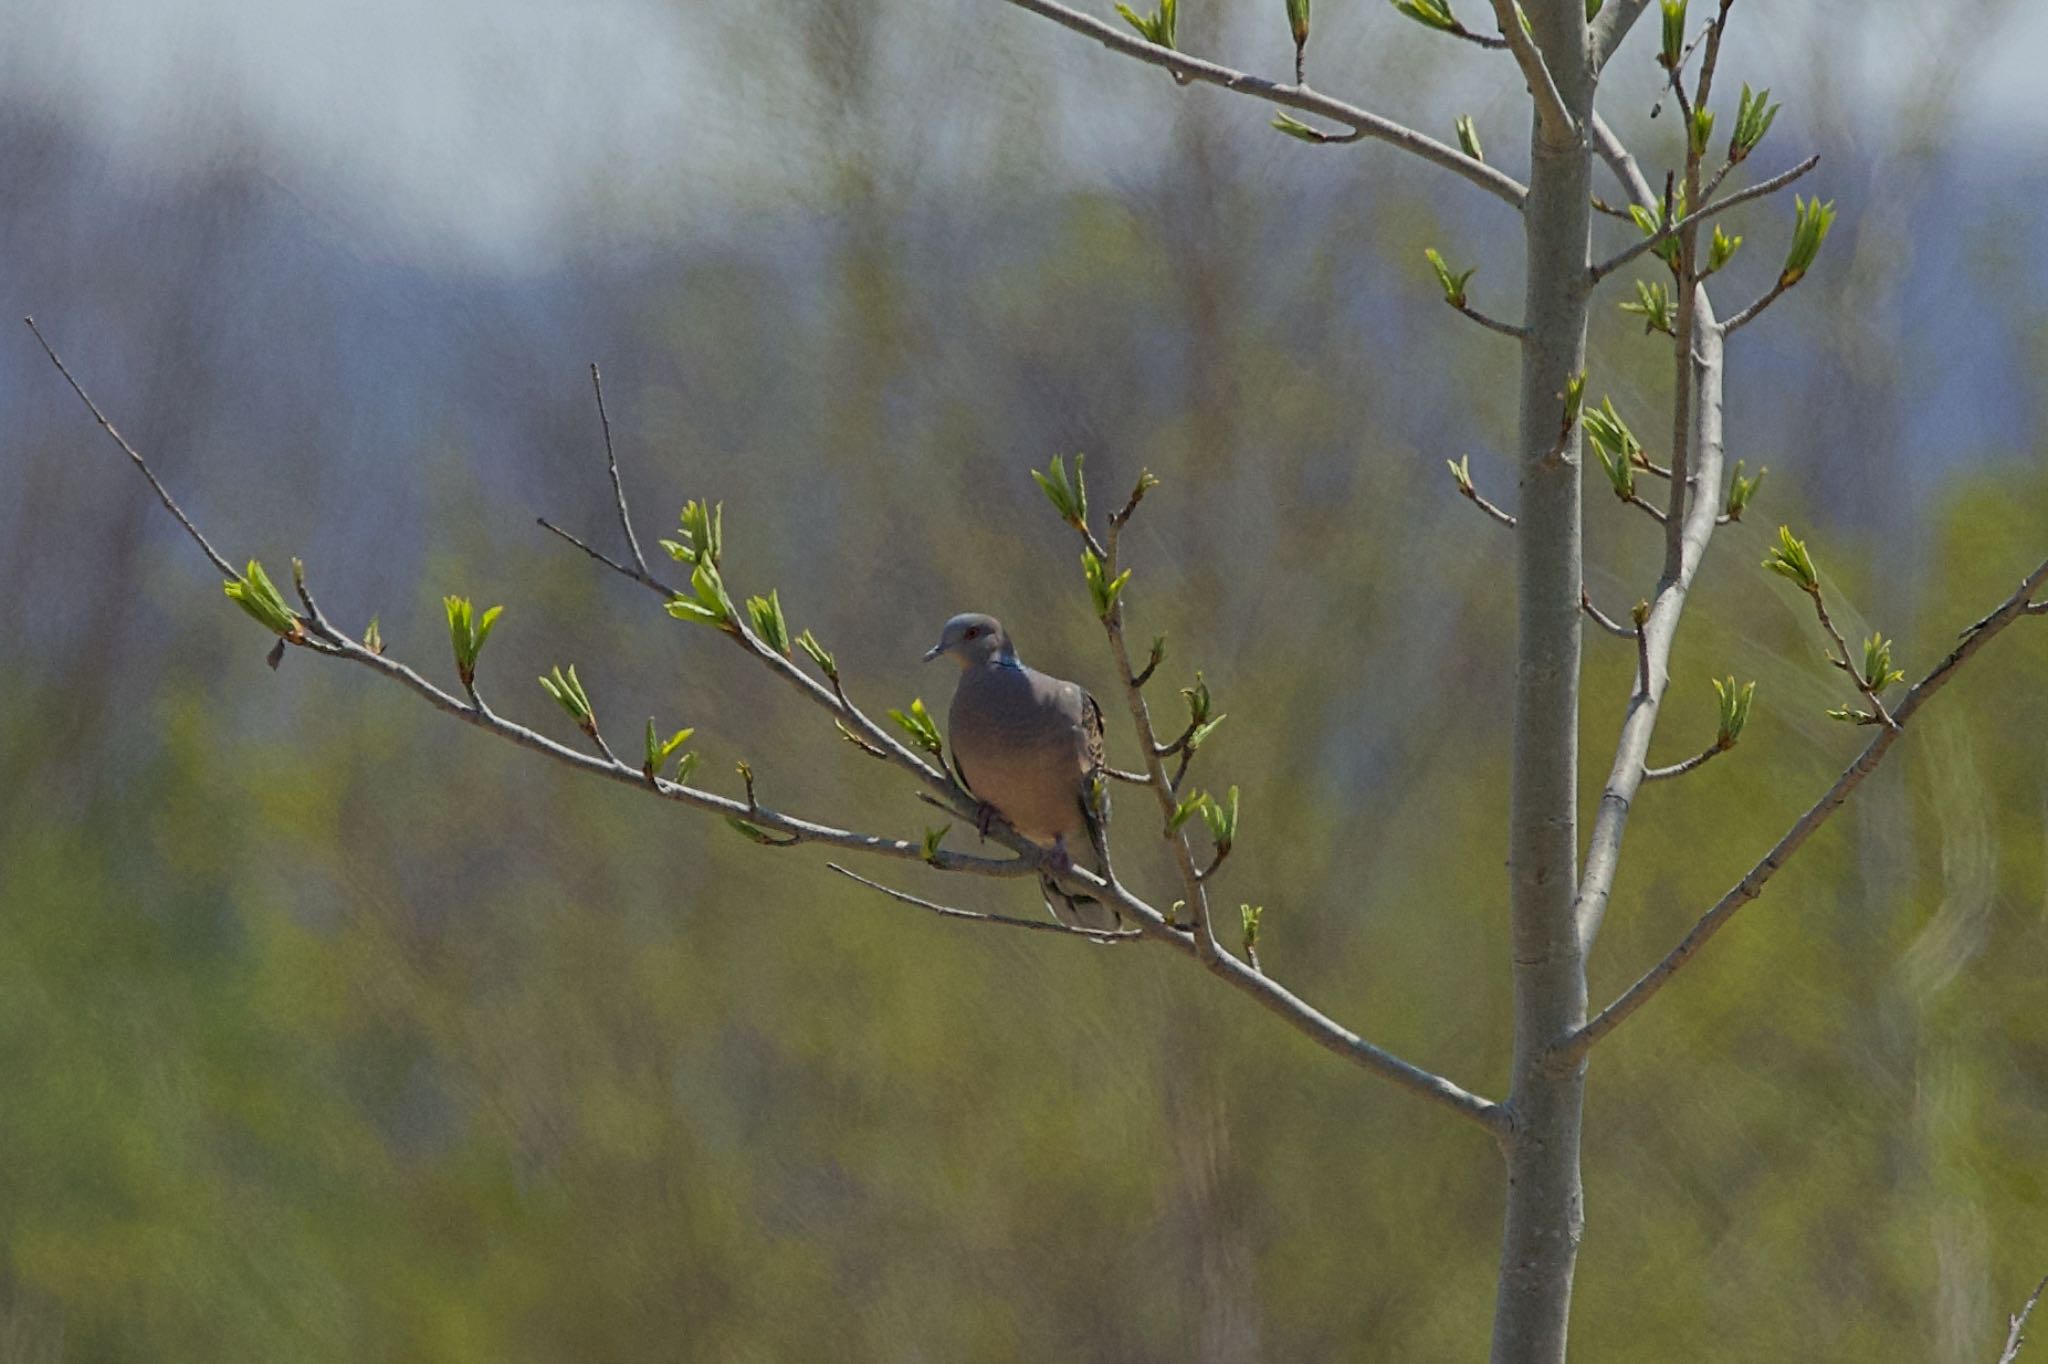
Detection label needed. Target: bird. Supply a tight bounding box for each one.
[923,613,1120,932]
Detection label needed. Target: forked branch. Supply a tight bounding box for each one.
[1566,553,2048,1056]
[994,0,1528,210]
[34,318,1510,1139]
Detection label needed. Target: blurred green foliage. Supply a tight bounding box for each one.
[3,0,2047,1357]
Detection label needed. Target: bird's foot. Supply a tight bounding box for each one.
[974,801,999,838]
[1044,837,1076,876]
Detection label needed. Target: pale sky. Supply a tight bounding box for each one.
[9,0,2044,268]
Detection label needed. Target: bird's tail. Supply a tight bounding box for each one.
[1041,798,1120,933]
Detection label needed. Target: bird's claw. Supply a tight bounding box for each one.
[974,801,999,838]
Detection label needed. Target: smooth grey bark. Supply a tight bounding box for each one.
[1492,3,1595,1361]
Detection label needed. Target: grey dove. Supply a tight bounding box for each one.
[923,613,1119,931]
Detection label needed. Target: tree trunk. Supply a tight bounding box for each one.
[1492,3,1595,1360]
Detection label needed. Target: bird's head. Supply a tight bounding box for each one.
[923,613,1014,669]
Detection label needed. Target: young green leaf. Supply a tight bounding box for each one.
[1626,202,1683,272]
[1114,0,1177,46]
[1859,634,1905,692]
[795,628,838,681]
[1240,903,1264,955]
[1705,224,1742,274]
[1181,671,1213,725]
[1200,784,1240,852]
[922,824,950,864]
[663,499,723,567]
[666,560,738,630]
[1761,524,1820,593]
[1728,83,1779,163]
[644,719,696,780]
[226,560,301,638]
[1723,460,1765,520]
[1391,0,1459,32]
[1710,675,1755,747]
[1689,107,1716,158]
[442,595,504,688]
[1031,453,1089,530]
[1285,0,1311,58]
[673,750,701,786]
[1082,548,1133,619]
[887,698,944,757]
[1271,113,1328,143]
[1186,714,1228,751]
[1780,196,1837,288]
[1454,114,1484,163]
[1423,247,1477,309]
[362,615,384,656]
[1659,0,1686,68]
[1619,278,1677,335]
[1447,454,1476,494]
[745,589,790,655]
[1168,789,1210,835]
[539,664,596,733]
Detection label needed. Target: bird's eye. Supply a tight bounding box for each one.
[964,626,981,639]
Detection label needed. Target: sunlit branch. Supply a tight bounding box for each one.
[993,0,1528,210]
[1590,155,1820,282]
[44,324,1511,1139]
[1566,553,2048,1056]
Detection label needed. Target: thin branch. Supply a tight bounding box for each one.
[1435,21,1510,50]
[1719,277,1793,335]
[538,516,678,595]
[1581,587,1634,638]
[1107,765,1150,784]
[1808,586,1900,730]
[1453,299,1529,339]
[46,327,1514,1141]
[827,863,1141,941]
[1617,490,1669,524]
[587,363,649,578]
[23,318,239,581]
[1456,476,1518,529]
[1641,741,1727,781]
[2000,1275,2048,1364]
[1483,0,1577,148]
[1567,553,2048,1056]
[1589,0,1656,72]
[995,0,1528,210]
[1590,155,1820,281]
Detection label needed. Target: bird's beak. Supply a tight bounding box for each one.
[922,642,946,663]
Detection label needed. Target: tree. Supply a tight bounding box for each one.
[23,0,2048,1358]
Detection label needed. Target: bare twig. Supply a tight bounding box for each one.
[1641,742,1726,782]
[537,516,678,595]
[1567,553,2048,1055]
[828,863,1141,941]
[23,318,239,581]
[995,0,1528,210]
[587,363,649,578]
[1581,588,1634,639]
[1456,476,1518,529]
[1719,277,1794,335]
[1454,300,1529,339]
[2000,1275,2048,1364]
[1590,156,1820,282]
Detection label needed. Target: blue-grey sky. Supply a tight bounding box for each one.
[8,0,2045,268]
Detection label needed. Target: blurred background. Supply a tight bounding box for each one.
[3,0,2045,1358]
